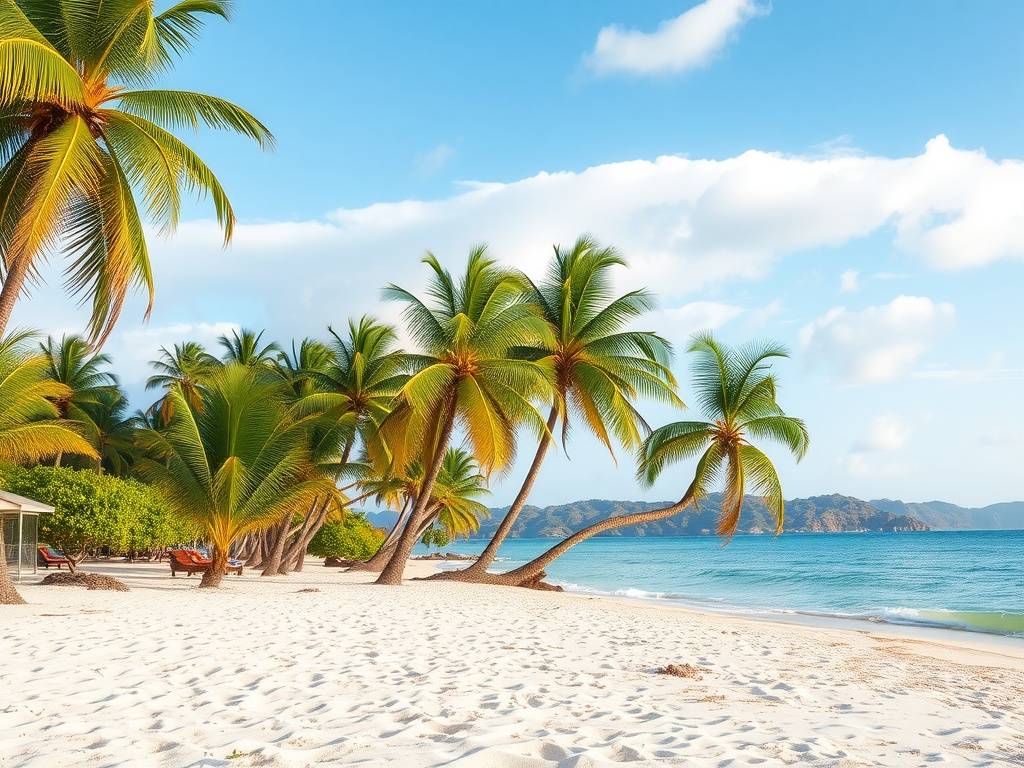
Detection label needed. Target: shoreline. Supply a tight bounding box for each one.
[3,559,1023,766]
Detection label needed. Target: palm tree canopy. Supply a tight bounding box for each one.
[134,362,329,549]
[39,333,119,424]
[515,234,682,456]
[146,339,219,421]
[637,332,809,539]
[0,0,273,343]
[380,246,555,477]
[430,448,490,539]
[0,329,96,463]
[218,327,280,368]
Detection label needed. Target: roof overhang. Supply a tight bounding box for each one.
[0,490,55,514]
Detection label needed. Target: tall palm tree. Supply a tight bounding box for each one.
[146,341,219,422]
[134,363,329,587]
[39,334,118,461]
[373,247,554,585]
[482,333,809,587]
[218,327,280,369]
[266,319,409,574]
[84,386,136,476]
[441,235,681,581]
[0,1,273,344]
[0,330,96,604]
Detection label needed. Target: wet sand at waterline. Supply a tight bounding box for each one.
[2,560,1022,767]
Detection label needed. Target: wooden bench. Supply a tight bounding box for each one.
[168,549,243,577]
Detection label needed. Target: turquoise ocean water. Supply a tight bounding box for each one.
[424,531,1024,637]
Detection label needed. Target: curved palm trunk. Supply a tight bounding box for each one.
[433,405,558,581]
[0,523,26,604]
[478,486,697,588]
[199,545,229,588]
[375,406,457,586]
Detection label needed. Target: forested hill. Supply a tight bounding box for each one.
[363,494,1024,538]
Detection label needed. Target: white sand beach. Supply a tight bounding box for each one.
[2,561,1022,768]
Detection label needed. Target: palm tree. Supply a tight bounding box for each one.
[373,247,554,585]
[0,330,97,604]
[359,447,490,566]
[481,333,809,588]
[218,328,280,369]
[146,341,219,422]
[265,319,409,574]
[84,386,136,476]
[39,334,118,462]
[134,363,329,587]
[0,1,273,344]
[440,235,681,581]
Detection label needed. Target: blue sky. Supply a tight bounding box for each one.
[17,0,1024,507]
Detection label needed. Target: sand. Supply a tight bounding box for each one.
[2,559,1023,767]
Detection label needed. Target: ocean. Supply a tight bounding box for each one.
[425,530,1024,637]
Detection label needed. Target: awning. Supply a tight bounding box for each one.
[0,491,54,514]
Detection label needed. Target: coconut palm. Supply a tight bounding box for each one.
[441,235,681,581]
[0,1,273,344]
[218,328,280,369]
[134,363,329,587]
[146,341,219,422]
[360,447,489,566]
[0,330,97,604]
[373,247,554,585]
[39,334,118,460]
[265,319,410,573]
[83,386,136,476]
[483,333,809,587]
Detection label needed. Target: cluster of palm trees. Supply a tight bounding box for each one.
[0,3,810,603]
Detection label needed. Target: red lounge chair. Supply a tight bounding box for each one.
[38,546,69,569]
[168,549,243,577]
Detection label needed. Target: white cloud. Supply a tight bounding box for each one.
[839,269,860,293]
[854,415,911,452]
[12,136,1022,403]
[845,414,912,476]
[800,296,956,383]
[647,301,744,347]
[415,144,455,176]
[586,0,766,76]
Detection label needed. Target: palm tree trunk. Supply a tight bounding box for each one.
[199,544,229,588]
[481,486,697,588]
[260,514,293,576]
[434,404,558,581]
[375,403,457,586]
[0,252,33,339]
[0,523,26,604]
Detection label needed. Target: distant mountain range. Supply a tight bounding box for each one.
[364,494,1024,537]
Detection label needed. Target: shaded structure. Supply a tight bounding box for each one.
[1,491,54,581]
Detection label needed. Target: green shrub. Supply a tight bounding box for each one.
[420,526,450,549]
[308,513,385,561]
[0,465,192,569]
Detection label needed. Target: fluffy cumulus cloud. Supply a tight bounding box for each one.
[800,296,956,383]
[12,135,1023,402]
[585,0,767,76]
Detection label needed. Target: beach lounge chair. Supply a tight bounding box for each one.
[168,549,243,577]
[38,546,69,569]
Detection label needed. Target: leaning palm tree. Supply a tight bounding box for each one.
[146,341,219,422]
[134,363,329,587]
[39,334,118,461]
[0,1,273,343]
[373,247,554,585]
[0,330,97,604]
[480,333,809,588]
[439,235,681,581]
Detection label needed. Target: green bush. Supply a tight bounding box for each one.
[420,526,450,549]
[0,465,192,568]
[308,513,385,561]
